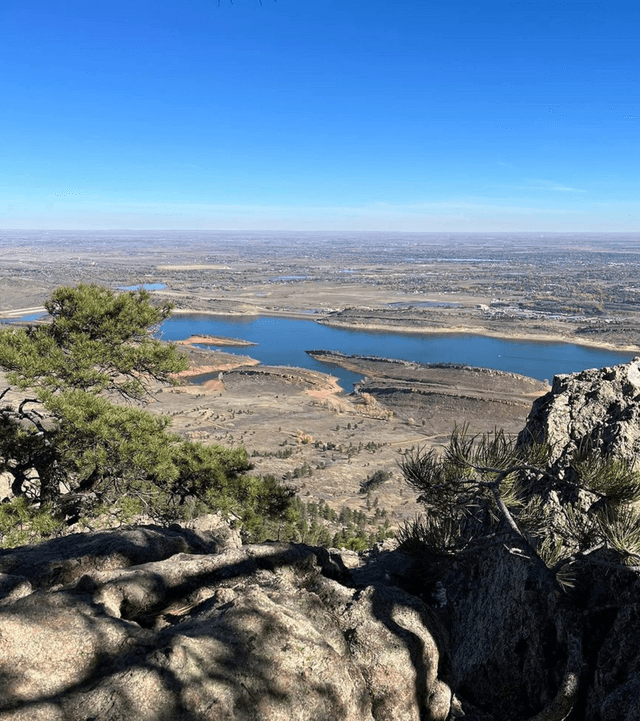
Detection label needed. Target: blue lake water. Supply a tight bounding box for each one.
[118,283,167,291]
[7,313,45,322]
[160,315,636,391]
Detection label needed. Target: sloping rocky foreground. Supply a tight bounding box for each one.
[2,360,640,720]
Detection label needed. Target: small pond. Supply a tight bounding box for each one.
[118,283,167,291]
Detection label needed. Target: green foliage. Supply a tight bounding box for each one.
[597,505,640,562]
[397,513,464,556]
[251,447,294,459]
[170,440,251,502]
[0,284,294,542]
[0,285,186,399]
[283,462,314,480]
[359,469,392,494]
[113,496,146,524]
[400,423,640,579]
[47,390,177,487]
[570,441,640,504]
[243,495,394,548]
[0,497,64,548]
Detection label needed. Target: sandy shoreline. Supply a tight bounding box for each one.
[0,306,47,318]
[316,319,640,354]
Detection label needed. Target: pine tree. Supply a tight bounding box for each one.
[0,285,293,536]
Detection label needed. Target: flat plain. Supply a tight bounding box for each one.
[1,230,638,527]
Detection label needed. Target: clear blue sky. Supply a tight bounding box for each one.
[0,0,638,231]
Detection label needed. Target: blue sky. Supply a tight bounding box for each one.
[0,0,638,231]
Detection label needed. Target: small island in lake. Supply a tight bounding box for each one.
[177,334,258,347]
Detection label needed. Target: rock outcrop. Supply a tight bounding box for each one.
[0,522,451,721]
[519,356,640,464]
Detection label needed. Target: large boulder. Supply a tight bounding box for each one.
[587,602,640,721]
[0,528,451,721]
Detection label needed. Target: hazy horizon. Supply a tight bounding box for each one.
[3,228,640,252]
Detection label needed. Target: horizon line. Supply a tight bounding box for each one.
[2,228,639,235]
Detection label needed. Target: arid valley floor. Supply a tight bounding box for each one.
[1,230,639,528]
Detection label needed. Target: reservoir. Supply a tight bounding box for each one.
[160,315,636,391]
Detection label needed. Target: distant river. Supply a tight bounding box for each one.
[160,315,636,391]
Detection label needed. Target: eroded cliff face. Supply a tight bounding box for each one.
[3,360,640,721]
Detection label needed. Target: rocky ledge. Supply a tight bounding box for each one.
[0,518,451,721]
